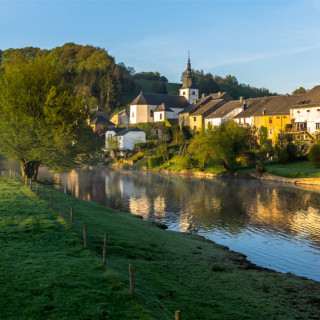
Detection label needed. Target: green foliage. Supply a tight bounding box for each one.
[175,154,195,169]
[133,71,168,82]
[148,155,164,168]
[308,144,320,168]
[209,121,252,171]
[292,87,307,95]
[0,53,102,178]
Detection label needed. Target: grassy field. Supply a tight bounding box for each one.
[264,161,320,178]
[1,177,320,319]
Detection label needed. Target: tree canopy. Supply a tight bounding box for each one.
[0,53,102,179]
[292,87,306,95]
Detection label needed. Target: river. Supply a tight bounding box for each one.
[2,159,320,281]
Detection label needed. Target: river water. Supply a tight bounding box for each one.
[2,159,320,281]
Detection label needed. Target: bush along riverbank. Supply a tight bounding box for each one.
[1,176,320,319]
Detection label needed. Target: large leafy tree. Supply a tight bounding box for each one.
[0,53,102,179]
[208,121,251,172]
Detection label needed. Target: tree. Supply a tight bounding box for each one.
[292,87,306,95]
[308,144,320,168]
[209,121,251,172]
[0,53,102,179]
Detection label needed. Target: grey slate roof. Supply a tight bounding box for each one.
[206,100,243,119]
[114,127,145,136]
[154,104,174,112]
[234,97,275,118]
[131,92,189,109]
[91,116,115,126]
[190,99,226,118]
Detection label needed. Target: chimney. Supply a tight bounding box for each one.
[162,103,165,107]
[262,108,266,115]
[201,93,206,98]
[242,99,247,111]
[239,96,244,103]
[193,98,197,104]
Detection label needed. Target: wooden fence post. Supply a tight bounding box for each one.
[70,206,73,229]
[83,226,87,248]
[25,177,27,187]
[30,179,32,190]
[129,264,134,296]
[175,311,181,320]
[102,233,107,265]
[59,198,62,216]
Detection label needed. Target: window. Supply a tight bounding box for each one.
[194,126,197,131]
[297,111,300,113]
[150,110,154,118]
[317,109,320,112]
[269,129,273,135]
[194,117,197,122]
[277,117,280,119]
[307,110,310,113]
[283,116,286,119]
[316,123,320,130]
[192,91,195,95]
[269,117,273,124]
[160,113,162,120]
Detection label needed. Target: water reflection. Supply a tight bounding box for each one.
[1,158,320,281]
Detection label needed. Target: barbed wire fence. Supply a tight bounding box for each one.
[0,169,182,320]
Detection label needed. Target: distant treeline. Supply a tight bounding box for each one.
[0,43,276,114]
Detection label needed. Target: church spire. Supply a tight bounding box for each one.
[186,50,191,76]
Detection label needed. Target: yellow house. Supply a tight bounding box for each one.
[189,99,226,131]
[251,95,297,143]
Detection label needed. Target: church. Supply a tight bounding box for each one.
[129,56,199,124]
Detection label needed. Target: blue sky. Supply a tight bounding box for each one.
[1,0,320,94]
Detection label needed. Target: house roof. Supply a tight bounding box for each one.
[114,127,145,136]
[131,92,189,109]
[190,99,225,118]
[154,104,174,112]
[90,107,109,119]
[234,97,275,118]
[114,109,130,117]
[290,86,320,109]
[178,92,233,115]
[91,115,115,126]
[166,119,179,126]
[205,100,243,119]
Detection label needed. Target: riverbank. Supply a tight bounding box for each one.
[112,159,320,186]
[1,177,320,319]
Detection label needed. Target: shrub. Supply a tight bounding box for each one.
[278,149,289,164]
[308,144,320,168]
[148,155,165,168]
[176,154,195,169]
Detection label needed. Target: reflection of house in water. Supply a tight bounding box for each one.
[67,169,80,198]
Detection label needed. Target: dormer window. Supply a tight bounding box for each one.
[269,117,273,124]
[150,110,154,118]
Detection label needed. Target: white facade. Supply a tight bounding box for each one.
[205,107,243,128]
[121,131,146,150]
[235,116,252,126]
[291,106,320,133]
[105,130,117,149]
[154,110,175,122]
[179,88,199,104]
[130,104,158,124]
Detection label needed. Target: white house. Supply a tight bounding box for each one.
[154,103,175,122]
[205,98,245,128]
[105,127,146,151]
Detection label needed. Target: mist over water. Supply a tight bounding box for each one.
[3,159,320,281]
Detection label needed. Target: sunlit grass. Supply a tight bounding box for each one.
[265,161,320,178]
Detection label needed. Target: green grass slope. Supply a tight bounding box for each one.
[265,161,320,178]
[1,177,320,319]
[0,179,150,320]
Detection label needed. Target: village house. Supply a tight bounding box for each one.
[178,92,233,128]
[289,86,320,141]
[189,99,226,131]
[205,96,246,128]
[89,107,115,133]
[105,127,146,152]
[110,109,130,126]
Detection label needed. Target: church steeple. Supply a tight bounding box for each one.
[179,52,199,103]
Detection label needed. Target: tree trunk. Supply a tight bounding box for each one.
[21,160,41,180]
